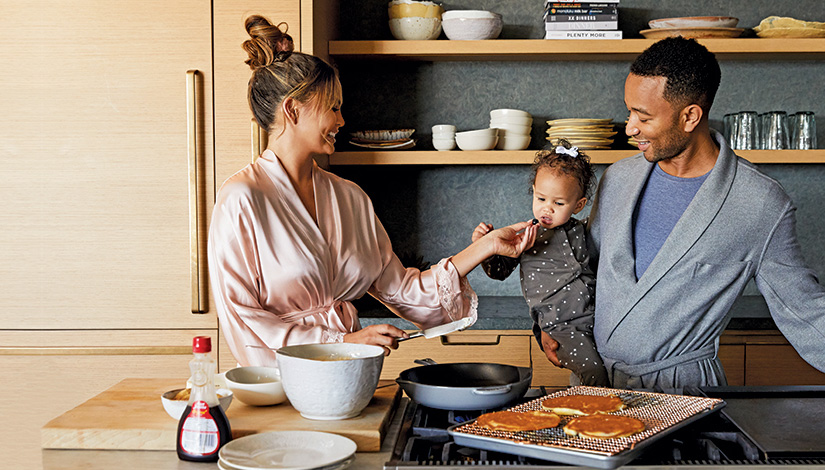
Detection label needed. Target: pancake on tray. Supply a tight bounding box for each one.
[475,410,561,432]
[563,414,646,439]
[540,394,626,416]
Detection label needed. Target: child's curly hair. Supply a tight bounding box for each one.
[530,138,596,201]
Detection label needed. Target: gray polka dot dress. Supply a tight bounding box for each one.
[481,218,609,386]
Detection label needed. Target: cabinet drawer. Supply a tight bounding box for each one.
[380,331,531,380]
[746,344,825,386]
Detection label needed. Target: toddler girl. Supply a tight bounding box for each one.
[472,141,608,386]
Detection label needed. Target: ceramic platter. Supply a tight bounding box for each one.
[219,431,356,470]
[648,16,739,29]
[349,139,416,149]
[640,27,744,39]
[756,27,825,38]
[547,118,612,126]
[349,129,414,141]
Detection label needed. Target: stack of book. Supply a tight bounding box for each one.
[544,1,622,40]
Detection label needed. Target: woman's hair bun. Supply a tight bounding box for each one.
[243,15,294,69]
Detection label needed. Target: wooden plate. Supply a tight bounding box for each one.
[639,27,744,39]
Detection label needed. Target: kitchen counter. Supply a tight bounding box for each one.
[360,294,775,330]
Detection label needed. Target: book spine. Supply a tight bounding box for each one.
[545,21,619,30]
[545,7,618,15]
[546,14,619,22]
[545,1,620,5]
[544,30,623,39]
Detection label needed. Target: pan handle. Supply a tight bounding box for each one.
[414,358,438,366]
[472,385,512,395]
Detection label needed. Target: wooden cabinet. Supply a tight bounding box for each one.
[723,330,825,386]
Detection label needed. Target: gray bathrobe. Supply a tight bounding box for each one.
[588,130,825,390]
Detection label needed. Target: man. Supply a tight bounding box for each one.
[542,37,825,390]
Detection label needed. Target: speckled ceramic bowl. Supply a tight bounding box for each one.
[442,10,502,40]
[276,343,385,420]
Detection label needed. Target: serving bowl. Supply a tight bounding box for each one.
[490,121,531,135]
[490,108,532,120]
[442,10,502,40]
[276,343,385,420]
[455,128,498,151]
[224,366,287,406]
[496,133,532,150]
[161,388,233,420]
[489,114,533,126]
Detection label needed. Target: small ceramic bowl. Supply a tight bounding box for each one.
[276,343,385,420]
[489,114,533,126]
[224,366,287,406]
[442,10,502,40]
[432,124,456,135]
[496,133,532,150]
[161,388,233,420]
[388,0,443,19]
[490,108,532,120]
[433,137,457,150]
[455,128,499,151]
[389,17,442,40]
[490,121,531,135]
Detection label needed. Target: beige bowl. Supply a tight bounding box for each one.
[455,128,499,151]
[276,343,385,420]
[388,0,443,19]
[161,388,233,420]
[224,366,287,406]
[490,114,533,126]
[389,17,442,40]
[442,10,502,40]
[496,133,532,150]
[490,121,532,135]
[490,108,532,120]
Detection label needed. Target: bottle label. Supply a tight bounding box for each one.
[179,400,220,456]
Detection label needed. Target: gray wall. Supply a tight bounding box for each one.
[333,0,825,297]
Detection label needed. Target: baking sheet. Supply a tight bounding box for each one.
[448,385,725,469]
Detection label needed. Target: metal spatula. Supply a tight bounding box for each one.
[398,317,475,342]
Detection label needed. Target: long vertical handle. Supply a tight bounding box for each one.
[187,70,207,313]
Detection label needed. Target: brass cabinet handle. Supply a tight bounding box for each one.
[187,70,207,313]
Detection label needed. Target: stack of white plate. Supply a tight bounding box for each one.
[490,109,532,150]
[348,129,416,150]
[218,431,357,470]
[545,118,616,150]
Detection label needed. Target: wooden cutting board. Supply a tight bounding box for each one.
[42,378,400,452]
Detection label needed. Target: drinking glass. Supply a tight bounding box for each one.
[723,113,734,147]
[791,111,817,150]
[733,111,758,150]
[763,111,790,150]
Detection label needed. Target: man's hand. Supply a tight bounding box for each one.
[541,330,562,367]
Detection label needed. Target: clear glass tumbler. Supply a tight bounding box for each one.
[764,111,790,150]
[791,112,817,150]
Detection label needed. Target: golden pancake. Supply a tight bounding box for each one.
[475,410,561,432]
[563,414,646,439]
[540,394,626,416]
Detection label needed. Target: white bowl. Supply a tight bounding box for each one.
[161,388,233,420]
[490,122,532,135]
[455,128,499,151]
[490,108,532,120]
[490,114,533,126]
[276,343,385,420]
[432,124,456,134]
[496,133,532,150]
[433,137,456,150]
[442,10,503,40]
[224,366,287,406]
[388,0,444,19]
[389,17,442,40]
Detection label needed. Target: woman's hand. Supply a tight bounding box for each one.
[541,330,563,367]
[487,220,537,258]
[471,222,493,243]
[343,324,409,356]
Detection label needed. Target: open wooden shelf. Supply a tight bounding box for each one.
[329,38,825,61]
[329,149,825,165]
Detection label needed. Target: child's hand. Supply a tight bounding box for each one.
[541,331,563,368]
[472,222,494,242]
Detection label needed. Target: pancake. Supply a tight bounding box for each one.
[540,394,626,416]
[475,410,561,432]
[563,414,646,439]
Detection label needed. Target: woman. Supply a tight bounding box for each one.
[208,15,537,367]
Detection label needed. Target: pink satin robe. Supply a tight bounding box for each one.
[208,150,477,367]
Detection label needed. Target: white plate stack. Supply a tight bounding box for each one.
[546,118,616,150]
[490,109,532,150]
[218,431,357,470]
[348,129,416,149]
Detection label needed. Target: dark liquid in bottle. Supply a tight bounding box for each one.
[176,403,232,462]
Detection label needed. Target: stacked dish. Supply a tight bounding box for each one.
[432,124,456,150]
[388,0,443,40]
[490,109,532,150]
[218,431,356,470]
[546,118,616,150]
[640,16,743,39]
[753,16,825,38]
[349,129,416,149]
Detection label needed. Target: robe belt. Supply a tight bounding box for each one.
[603,344,716,389]
[280,300,344,322]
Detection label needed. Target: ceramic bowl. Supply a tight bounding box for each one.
[442,10,503,40]
[490,121,531,135]
[224,366,287,406]
[432,124,456,135]
[389,17,442,40]
[648,16,739,29]
[388,0,443,19]
[276,343,385,420]
[489,114,533,126]
[455,128,499,151]
[433,137,457,150]
[490,108,532,120]
[161,388,233,420]
[496,133,532,150]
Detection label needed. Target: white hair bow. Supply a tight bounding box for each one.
[555,145,579,157]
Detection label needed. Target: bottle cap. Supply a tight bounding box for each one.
[192,336,212,353]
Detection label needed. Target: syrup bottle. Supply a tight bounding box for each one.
[176,336,231,462]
